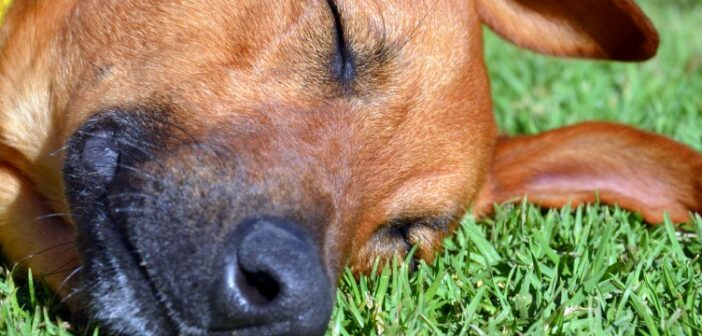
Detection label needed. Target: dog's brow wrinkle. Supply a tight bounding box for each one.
[326,0,355,86]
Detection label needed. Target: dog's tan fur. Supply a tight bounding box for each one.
[0,0,700,323]
[1,0,81,295]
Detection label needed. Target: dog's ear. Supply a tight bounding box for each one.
[474,123,702,223]
[474,0,659,61]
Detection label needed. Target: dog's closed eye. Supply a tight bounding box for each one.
[358,215,451,273]
[327,0,355,85]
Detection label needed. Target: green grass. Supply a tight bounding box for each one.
[331,207,702,335]
[0,270,78,336]
[2,0,702,335]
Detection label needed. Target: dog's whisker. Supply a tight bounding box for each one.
[111,207,151,214]
[32,212,80,222]
[45,252,80,273]
[116,139,157,160]
[59,287,84,306]
[106,192,156,201]
[48,144,69,157]
[45,259,82,277]
[18,246,78,274]
[116,164,166,185]
[57,266,84,293]
[13,242,75,266]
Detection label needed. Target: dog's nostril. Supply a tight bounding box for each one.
[237,268,280,305]
[209,218,333,334]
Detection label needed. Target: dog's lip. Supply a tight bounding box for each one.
[107,209,193,327]
[102,196,211,331]
[73,204,180,334]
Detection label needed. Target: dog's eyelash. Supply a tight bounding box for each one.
[326,0,355,86]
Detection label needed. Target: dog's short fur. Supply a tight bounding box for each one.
[1,0,700,335]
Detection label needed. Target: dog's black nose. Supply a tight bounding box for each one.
[209,218,333,334]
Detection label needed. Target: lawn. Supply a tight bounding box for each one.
[2,0,702,335]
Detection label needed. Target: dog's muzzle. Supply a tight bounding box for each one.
[63,110,334,335]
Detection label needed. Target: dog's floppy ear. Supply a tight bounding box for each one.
[474,0,659,61]
[474,123,702,223]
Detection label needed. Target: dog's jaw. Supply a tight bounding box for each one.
[77,218,178,335]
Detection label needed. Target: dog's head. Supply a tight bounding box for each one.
[3,0,658,334]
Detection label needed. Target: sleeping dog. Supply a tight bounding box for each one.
[0,0,700,335]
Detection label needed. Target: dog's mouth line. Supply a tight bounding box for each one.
[76,201,187,333]
[111,209,213,333]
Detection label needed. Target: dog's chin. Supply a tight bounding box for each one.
[74,209,178,336]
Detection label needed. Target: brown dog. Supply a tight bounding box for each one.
[0,0,700,335]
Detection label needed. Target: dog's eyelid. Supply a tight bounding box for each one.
[383,216,437,237]
[326,0,355,85]
[389,215,449,228]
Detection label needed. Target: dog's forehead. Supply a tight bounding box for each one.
[64,0,483,126]
[69,0,475,69]
[72,0,469,34]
